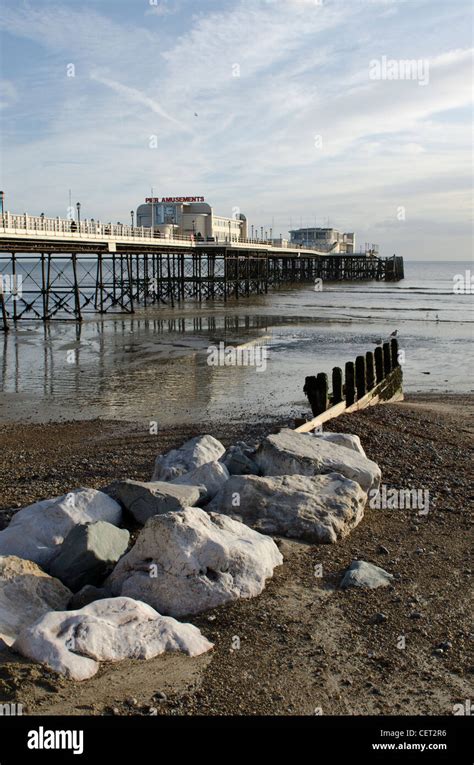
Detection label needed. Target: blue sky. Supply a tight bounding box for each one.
[0,0,472,259]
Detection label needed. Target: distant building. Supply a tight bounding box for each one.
[289,227,355,254]
[136,196,247,241]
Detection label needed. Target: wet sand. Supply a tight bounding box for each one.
[0,393,472,716]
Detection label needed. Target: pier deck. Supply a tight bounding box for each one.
[0,213,404,328]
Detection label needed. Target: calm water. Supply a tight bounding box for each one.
[1,261,472,425]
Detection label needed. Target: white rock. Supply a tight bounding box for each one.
[0,555,72,646]
[0,489,122,568]
[110,480,201,524]
[340,560,394,589]
[208,473,367,543]
[152,435,226,481]
[255,429,381,493]
[312,432,367,457]
[108,507,283,617]
[13,597,213,681]
[170,461,230,502]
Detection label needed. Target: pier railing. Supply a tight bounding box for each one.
[296,338,403,431]
[0,211,401,260]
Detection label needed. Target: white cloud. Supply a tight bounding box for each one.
[0,0,472,258]
[0,80,18,109]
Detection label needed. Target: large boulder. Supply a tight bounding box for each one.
[68,584,110,610]
[13,597,213,681]
[220,442,260,476]
[208,473,367,543]
[152,435,226,481]
[109,480,201,524]
[0,489,122,568]
[49,522,130,592]
[312,432,367,457]
[107,507,283,617]
[170,461,230,502]
[0,555,72,646]
[340,560,394,589]
[255,429,381,493]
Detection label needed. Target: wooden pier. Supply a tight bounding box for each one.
[0,213,404,329]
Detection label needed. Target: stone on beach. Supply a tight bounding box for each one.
[68,584,110,610]
[13,596,213,681]
[0,489,122,568]
[0,555,72,646]
[49,522,130,592]
[170,461,230,502]
[107,507,283,617]
[109,480,201,524]
[220,442,260,476]
[312,432,367,457]
[340,560,394,589]
[151,434,226,481]
[208,473,367,543]
[255,429,381,493]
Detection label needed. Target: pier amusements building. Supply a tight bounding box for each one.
[136,196,247,242]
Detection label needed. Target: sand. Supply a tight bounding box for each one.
[0,393,472,716]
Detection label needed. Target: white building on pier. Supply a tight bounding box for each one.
[136,196,247,242]
[289,227,355,253]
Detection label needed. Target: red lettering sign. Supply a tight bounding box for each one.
[145,196,205,203]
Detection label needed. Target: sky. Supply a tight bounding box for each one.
[0,0,472,260]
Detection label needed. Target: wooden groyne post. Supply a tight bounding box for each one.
[298,338,403,431]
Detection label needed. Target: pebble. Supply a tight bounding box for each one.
[437,641,452,651]
[372,612,388,624]
[377,545,390,555]
[409,611,423,620]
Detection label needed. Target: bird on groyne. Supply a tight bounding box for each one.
[372,330,398,345]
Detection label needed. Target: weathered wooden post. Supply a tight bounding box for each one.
[345,361,355,406]
[366,351,375,390]
[383,341,392,377]
[374,346,384,383]
[332,366,343,404]
[390,337,400,368]
[303,373,329,416]
[355,355,367,400]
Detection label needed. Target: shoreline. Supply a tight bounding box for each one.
[0,394,472,715]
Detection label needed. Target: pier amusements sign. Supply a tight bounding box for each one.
[145,196,205,203]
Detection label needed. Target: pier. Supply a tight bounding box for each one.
[0,212,404,329]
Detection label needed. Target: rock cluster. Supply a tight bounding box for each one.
[2,427,382,678]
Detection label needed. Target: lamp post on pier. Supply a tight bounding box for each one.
[76,202,81,227]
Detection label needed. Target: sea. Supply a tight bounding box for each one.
[0,260,472,425]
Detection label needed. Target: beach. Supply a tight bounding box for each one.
[0,393,472,716]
